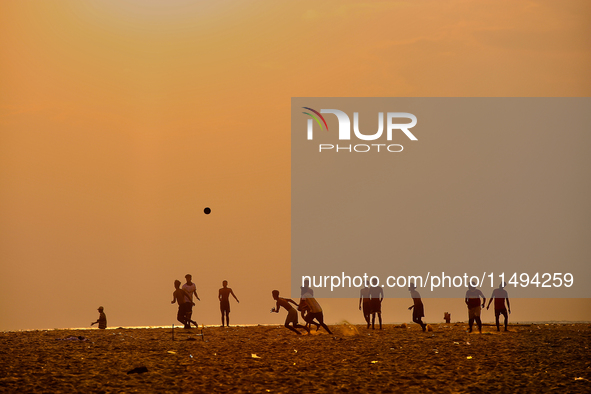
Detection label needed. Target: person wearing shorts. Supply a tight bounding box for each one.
[465,281,486,333]
[487,282,511,331]
[219,280,239,327]
[300,292,333,335]
[171,280,189,327]
[182,274,200,329]
[359,286,371,329]
[408,283,427,331]
[369,283,383,330]
[271,290,309,335]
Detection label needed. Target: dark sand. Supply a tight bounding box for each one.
[1,323,590,393]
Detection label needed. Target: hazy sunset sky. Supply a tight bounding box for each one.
[1,0,590,331]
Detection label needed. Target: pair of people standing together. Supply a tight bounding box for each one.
[171,275,240,328]
[359,284,384,330]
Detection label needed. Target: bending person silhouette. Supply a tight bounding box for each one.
[271,290,310,335]
[486,282,511,331]
[408,283,427,331]
[219,280,239,327]
[465,281,486,333]
[300,291,333,334]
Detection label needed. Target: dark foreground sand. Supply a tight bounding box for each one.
[1,323,590,393]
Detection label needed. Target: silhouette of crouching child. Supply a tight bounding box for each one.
[91,306,107,329]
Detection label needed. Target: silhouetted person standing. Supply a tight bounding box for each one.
[369,282,383,330]
[465,281,486,333]
[91,306,107,329]
[487,282,511,331]
[271,290,309,335]
[219,280,239,327]
[359,285,371,329]
[408,283,426,331]
[182,274,200,329]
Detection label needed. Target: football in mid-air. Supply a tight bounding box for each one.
[204,207,211,215]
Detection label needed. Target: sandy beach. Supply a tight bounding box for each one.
[1,323,590,393]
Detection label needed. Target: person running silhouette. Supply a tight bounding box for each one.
[219,280,239,327]
[465,281,486,333]
[298,279,315,321]
[486,282,511,331]
[271,290,310,335]
[91,306,107,329]
[408,283,427,331]
[300,291,333,334]
[369,280,383,330]
[359,285,371,329]
[182,274,200,329]
[171,280,195,327]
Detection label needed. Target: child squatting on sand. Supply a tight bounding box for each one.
[91,306,107,329]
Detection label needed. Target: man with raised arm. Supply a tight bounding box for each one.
[219,280,239,327]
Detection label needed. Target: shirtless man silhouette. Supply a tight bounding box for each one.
[486,282,511,331]
[219,280,239,327]
[465,281,486,333]
[359,285,371,329]
[271,290,310,335]
[369,280,383,330]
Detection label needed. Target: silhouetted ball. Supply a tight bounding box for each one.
[204,207,211,215]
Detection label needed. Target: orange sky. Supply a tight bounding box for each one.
[1,0,590,331]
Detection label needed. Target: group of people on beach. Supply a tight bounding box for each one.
[356,280,511,334]
[272,279,511,336]
[91,277,511,334]
[171,274,239,329]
